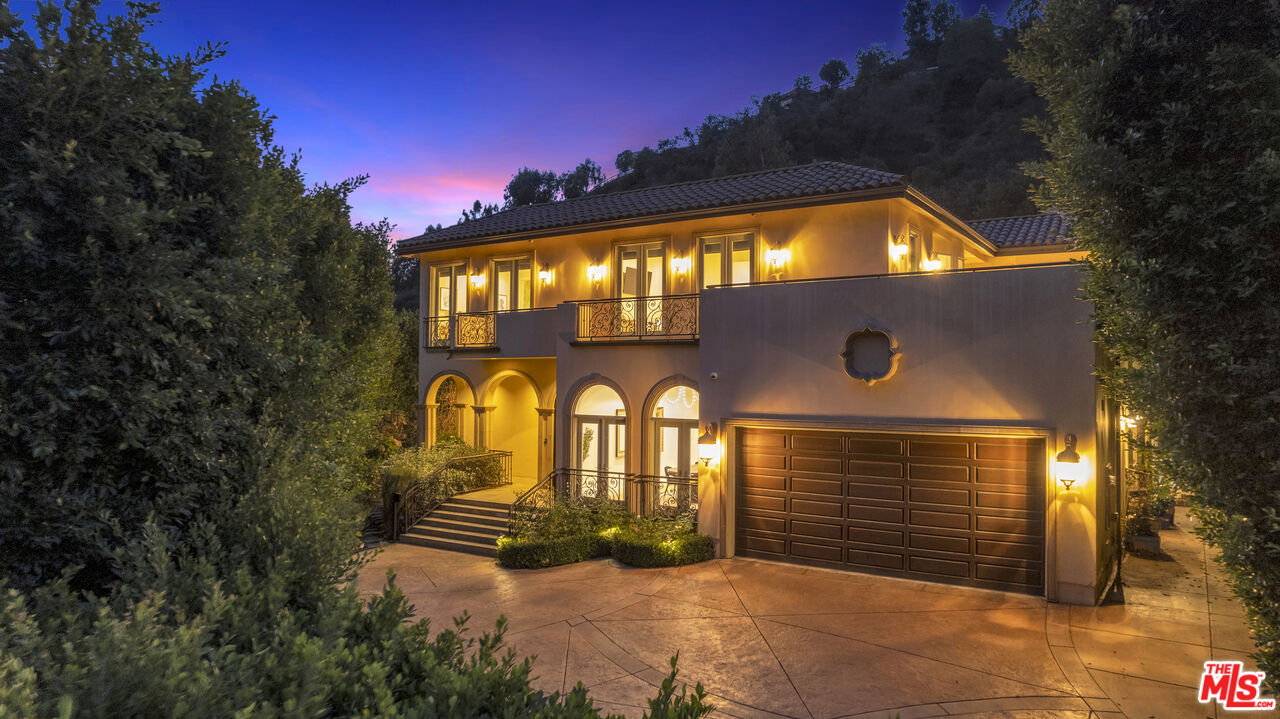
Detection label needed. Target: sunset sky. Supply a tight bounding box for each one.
[45,1,1011,240]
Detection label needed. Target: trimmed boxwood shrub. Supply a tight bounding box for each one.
[496,533,610,569]
[610,530,715,568]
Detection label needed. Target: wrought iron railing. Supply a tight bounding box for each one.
[575,294,698,342]
[508,469,557,534]
[561,468,630,505]
[423,312,497,350]
[387,449,512,540]
[633,474,699,521]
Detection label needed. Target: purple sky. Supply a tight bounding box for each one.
[27,1,1011,239]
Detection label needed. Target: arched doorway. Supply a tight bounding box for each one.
[485,373,541,485]
[572,383,627,501]
[425,372,476,446]
[649,384,699,517]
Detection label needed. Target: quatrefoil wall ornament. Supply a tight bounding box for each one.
[841,327,901,385]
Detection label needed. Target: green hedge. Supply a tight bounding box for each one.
[496,533,610,569]
[610,530,716,568]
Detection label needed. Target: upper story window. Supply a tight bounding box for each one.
[431,261,468,316]
[493,257,532,311]
[700,232,754,289]
[617,241,666,299]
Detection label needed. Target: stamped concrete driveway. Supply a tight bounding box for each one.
[357,510,1262,719]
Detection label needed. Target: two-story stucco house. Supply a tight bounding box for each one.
[394,161,1122,605]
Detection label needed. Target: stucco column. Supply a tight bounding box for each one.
[472,405,496,449]
[536,407,555,479]
[420,403,437,448]
[450,402,468,443]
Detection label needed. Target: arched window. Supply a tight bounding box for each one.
[571,384,627,501]
[648,385,700,517]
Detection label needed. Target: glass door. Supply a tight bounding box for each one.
[493,257,532,312]
[653,419,698,514]
[429,262,468,345]
[574,417,626,501]
[617,242,665,335]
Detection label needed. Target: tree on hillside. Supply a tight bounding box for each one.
[1014,0,1280,689]
[560,158,605,199]
[819,58,850,91]
[503,167,559,206]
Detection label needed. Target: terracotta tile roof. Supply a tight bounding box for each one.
[396,161,905,252]
[969,213,1073,249]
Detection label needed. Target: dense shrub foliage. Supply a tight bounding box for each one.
[1014,0,1280,688]
[500,501,712,570]
[0,4,710,715]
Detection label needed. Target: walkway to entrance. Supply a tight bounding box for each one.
[360,506,1259,718]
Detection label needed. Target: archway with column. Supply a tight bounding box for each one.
[566,377,630,503]
[422,371,477,446]
[479,370,545,486]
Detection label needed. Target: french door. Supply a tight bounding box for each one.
[574,416,627,502]
[617,242,665,333]
[429,262,468,345]
[652,419,699,514]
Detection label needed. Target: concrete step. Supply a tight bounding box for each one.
[436,500,510,520]
[406,523,501,545]
[428,508,509,529]
[417,514,501,537]
[422,514,507,534]
[399,532,496,557]
[450,496,513,511]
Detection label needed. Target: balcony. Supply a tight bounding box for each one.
[574,293,699,343]
[424,308,558,356]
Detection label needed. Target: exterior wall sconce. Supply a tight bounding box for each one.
[697,422,719,467]
[586,264,607,284]
[538,267,555,285]
[922,257,943,272]
[765,247,791,270]
[670,256,691,275]
[469,272,486,288]
[889,242,910,261]
[1054,433,1084,491]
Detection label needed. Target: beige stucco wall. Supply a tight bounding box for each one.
[696,264,1099,603]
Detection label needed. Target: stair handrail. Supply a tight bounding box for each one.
[508,468,559,534]
[389,449,512,541]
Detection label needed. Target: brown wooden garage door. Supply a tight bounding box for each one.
[735,428,1046,594]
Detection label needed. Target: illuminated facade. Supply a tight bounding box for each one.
[395,162,1119,605]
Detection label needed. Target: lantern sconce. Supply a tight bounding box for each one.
[586,263,607,284]
[538,266,555,285]
[1054,433,1084,492]
[765,247,791,269]
[697,422,719,467]
[922,256,943,272]
[670,256,691,275]
[889,241,910,261]
[469,272,486,289]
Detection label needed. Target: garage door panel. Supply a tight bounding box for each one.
[790,497,842,518]
[909,555,971,578]
[740,492,786,512]
[790,541,843,563]
[848,481,904,501]
[740,471,786,491]
[908,463,970,482]
[792,456,843,474]
[738,514,786,533]
[908,439,971,459]
[791,433,843,453]
[792,520,843,541]
[909,509,971,530]
[848,460,904,479]
[909,486,972,507]
[847,526,904,547]
[849,437,905,456]
[742,451,787,470]
[737,428,1044,594]
[847,504,905,524]
[742,431,786,448]
[909,532,971,555]
[791,476,843,496]
[847,548,904,569]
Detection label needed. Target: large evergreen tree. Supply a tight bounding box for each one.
[1014,0,1280,687]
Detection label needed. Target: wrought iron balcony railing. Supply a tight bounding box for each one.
[574,293,698,342]
[424,312,497,350]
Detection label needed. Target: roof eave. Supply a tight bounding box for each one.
[394,185,909,256]
[903,187,998,257]
[993,242,1078,256]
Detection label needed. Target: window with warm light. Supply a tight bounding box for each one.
[700,232,754,288]
[492,257,532,311]
[431,261,468,317]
